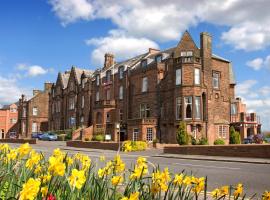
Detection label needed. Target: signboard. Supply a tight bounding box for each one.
[105,134,112,141]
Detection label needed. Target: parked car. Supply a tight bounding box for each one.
[31,132,44,139]
[39,132,58,141]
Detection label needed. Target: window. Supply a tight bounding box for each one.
[106,70,111,82]
[213,72,220,89]
[22,122,26,133]
[156,55,162,63]
[96,75,100,86]
[106,89,110,100]
[119,109,123,121]
[23,107,26,117]
[69,117,76,127]
[181,51,193,57]
[10,107,17,113]
[119,85,123,100]
[133,128,139,141]
[10,118,17,124]
[81,96,85,108]
[69,82,74,91]
[176,68,182,85]
[32,107,38,116]
[218,125,227,138]
[80,116,84,123]
[119,66,124,79]
[96,91,100,101]
[184,96,193,119]
[194,68,200,85]
[140,104,150,118]
[176,97,182,120]
[146,128,153,142]
[57,101,61,113]
[231,103,237,115]
[82,78,87,88]
[106,113,110,122]
[142,77,148,92]
[32,122,37,133]
[195,97,201,119]
[141,60,147,68]
[69,97,75,110]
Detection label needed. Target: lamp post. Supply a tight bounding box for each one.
[115,122,120,152]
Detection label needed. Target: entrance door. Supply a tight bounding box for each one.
[1,129,4,139]
[120,130,126,141]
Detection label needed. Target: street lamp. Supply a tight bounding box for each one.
[115,122,120,152]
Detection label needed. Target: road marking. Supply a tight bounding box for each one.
[173,163,241,170]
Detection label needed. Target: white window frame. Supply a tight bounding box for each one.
[133,128,139,141]
[213,72,220,89]
[218,125,227,138]
[156,55,162,63]
[142,77,148,92]
[96,75,100,86]
[119,85,123,100]
[32,122,37,133]
[106,113,110,123]
[106,70,111,82]
[195,96,201,119]
[194,68,200,85]
[96,91,100,101]
[141,60,147,68]
[146,127,153,142]
[176,68,182,85]
[176,97,182,120]
[81,96,85,108]
[32,107,38,116]
[231,103,237,115]
[106,89,110,100]
[119,67,124,79]
[184,96,193,119]
[69,97,75,110]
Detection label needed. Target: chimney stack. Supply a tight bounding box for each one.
[104,53,115,69]
[44,82,53,92]
[200,32,212,71]
[33,90,41,96]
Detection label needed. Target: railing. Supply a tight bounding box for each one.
[231,112,260,123]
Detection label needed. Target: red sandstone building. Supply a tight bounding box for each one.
[48,31,249,144]
[0,103,18,138]
[230,97,261,140]
[17,83,52,138]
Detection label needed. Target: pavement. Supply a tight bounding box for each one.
[3,141,270,196]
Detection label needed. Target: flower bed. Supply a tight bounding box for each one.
[122,140,147,152]
[0,143,269,200]
[0,138,36,144]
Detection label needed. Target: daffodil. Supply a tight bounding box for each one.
[18,143,32,158]
[233,183,243,197]
[48,156,66,176]
[173,173,184,185]
[41,186,48,198]
[99,155,105,162]
[111,175,123,186]
[68,169,86,190]
[262,191,270,200]
[211,188,220,198]
[19,178,41,200]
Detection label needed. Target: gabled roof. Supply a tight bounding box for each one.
[60,71,70,89]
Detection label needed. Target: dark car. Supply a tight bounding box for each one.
[31,132,44,139]
[39,132,58,141]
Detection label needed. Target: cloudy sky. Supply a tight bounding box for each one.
[0,0,269,130]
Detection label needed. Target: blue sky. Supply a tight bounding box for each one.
[0,0,269,130]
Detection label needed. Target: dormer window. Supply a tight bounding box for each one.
[119,66,124,79]
[181,51,193,57]
[155,55,162,63]
[141,60,147,68]
[106,70,111,82]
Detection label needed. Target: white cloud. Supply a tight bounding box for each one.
[236,79,257,96]
[16,64,52,77]
[86,30,159,65]
[246,55,270,71]
[0,76,32,106]
[49,0,270,51]
[246,58,264,70]
[48,0,94,26]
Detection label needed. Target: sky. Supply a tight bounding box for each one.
[0,0,269,130]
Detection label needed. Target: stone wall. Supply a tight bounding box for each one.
[163,144,270,158]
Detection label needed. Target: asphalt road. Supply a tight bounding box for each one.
[6,141,270,197]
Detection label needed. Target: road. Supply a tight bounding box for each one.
[6,141,270,197]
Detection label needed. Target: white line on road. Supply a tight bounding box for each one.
[173,163,241,170]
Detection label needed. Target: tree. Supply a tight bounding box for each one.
[229,126,241,144]
[176,121,189,145]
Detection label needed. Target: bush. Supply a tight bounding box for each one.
[176,122,189,145]
[229,127,241,144]
[198,137,208,145]
[65,131,72,141]
[214,139,225,145]
[57,134,66,141]
[190,136,197,145]
[84,137,90,141]
[92,134,105,141]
